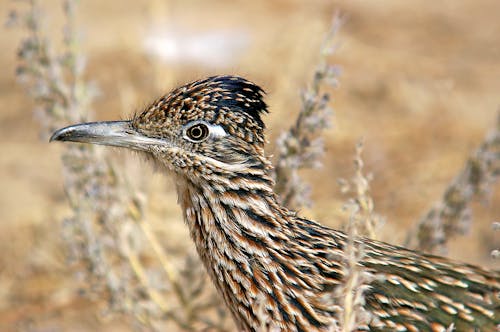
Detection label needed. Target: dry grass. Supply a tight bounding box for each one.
[406,113,500,254]
[334,141,380,331]
[2,0,500,331]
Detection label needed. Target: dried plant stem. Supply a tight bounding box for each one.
[335,203,374,332]
[351,141,378,239]
[492,221,500,259]
[274,14,342,210]
[342,234,362,331]
[137,220,182,293]
[406,112,500,253]
[327,141,380,331]
[338,140,383,239]
[121,231,170,312]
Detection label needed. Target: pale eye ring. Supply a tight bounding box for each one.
[186,123,209,142]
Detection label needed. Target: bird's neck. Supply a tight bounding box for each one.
[174,160,341,331]
[174,164,297,329]
[175,164,293,259]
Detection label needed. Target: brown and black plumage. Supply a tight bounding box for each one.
[51,76,500,331]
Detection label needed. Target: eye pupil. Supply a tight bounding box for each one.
[187,123,209,141]
[191,127,201,138]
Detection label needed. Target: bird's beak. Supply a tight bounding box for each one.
[50,121,161,151]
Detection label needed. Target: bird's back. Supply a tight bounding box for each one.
[293,217,500,331]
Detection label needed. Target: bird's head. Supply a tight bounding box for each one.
[50,76,271,181]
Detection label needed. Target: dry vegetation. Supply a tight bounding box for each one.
[1,0,499,331]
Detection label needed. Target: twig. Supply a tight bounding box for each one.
[406,112,500,253]
[274,13,343,210]
[338,140,383,239]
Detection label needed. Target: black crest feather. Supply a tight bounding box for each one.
[197,75,268,129]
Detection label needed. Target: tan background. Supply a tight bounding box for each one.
[1,0,499,330]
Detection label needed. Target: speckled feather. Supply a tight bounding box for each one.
[62,76,500,331]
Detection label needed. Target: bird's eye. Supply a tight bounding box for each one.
[185,123,209,142]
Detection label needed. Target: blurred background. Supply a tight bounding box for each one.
[1,0,499,330]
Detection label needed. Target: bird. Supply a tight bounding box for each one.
[50,75,499,332]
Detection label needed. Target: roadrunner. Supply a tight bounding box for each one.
[51,76,499,331]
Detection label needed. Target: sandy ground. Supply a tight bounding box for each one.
[1,0,499,330]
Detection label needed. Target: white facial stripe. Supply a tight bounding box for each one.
[208,124,227,138]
